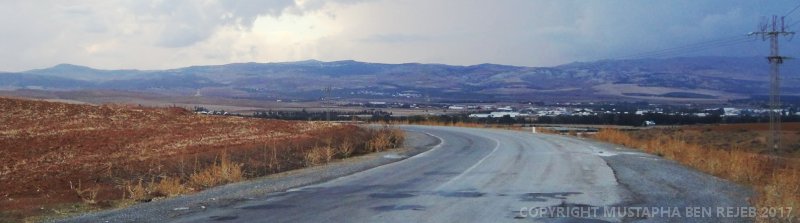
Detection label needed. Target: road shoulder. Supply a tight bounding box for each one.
[58,130,440,223]
[568,136,755,222]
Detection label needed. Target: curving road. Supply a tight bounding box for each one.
[66,126,752,223]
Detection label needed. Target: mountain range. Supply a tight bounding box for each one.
[1,57,798,104]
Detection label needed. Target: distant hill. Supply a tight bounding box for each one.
[2,57,797,103]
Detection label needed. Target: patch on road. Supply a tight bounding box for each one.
[519,192,582,202]
[209,215,239,221]
[369,192,417,198]
[437,191,486,198]
[239,204,296,210]
[372,205,426,212]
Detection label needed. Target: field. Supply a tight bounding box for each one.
[594,123,800,222]
[0,97,404,222]
[634,123,800,155]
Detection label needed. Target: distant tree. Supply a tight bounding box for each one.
[499,115,514,125]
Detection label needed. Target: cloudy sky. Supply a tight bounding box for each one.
[0,0,797,71]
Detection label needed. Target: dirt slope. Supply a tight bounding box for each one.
[0,97,341,219]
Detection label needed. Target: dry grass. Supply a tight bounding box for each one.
[304,148,327,167]
[0,97,409,221]
[150,177,188,197]
[68,181,99,205]
[337,139,355,158]
[188,153,243,189]
[595,129,799,222]
[367,128,406,152]
[123,179,149,202]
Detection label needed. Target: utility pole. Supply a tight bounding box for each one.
[750,15,794,153]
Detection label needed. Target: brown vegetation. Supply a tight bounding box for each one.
[0,97,404,222]
[594,127,799,222]
[628,123,800,155]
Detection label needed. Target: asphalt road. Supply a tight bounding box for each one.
[65,126,752,223]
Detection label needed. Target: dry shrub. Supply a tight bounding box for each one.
[323,146,335,163]
[124,179,149,201]
[337,139,355,158]
[367,133,392,152]
[304,147,326,166]
[189,153,243,189]
[367,128,405,152]
[69,181,99,204]
[150,177,187,197]
[595,129,799,222]
[757,168,800,222]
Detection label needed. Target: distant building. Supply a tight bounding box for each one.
[723,108,741,116]
[490,111,521,118]
[497,106,514,111]
[643,120,656,126]
[468,112,522,118]
[448,105,465,110]
[469,114,492,118]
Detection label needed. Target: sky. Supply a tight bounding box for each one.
[0,0,798,71]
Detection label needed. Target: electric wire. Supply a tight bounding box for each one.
[612,35,755,60]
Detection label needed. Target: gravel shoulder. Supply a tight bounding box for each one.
[554,134,754,223]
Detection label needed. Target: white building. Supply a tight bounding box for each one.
[723,108,741,116]
[490,111,521,118]
[469,112,522,118]
[497,106,514,111]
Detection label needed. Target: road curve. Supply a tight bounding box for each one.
[67,126,753,222]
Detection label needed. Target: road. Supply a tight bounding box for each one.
[66,126,752,222]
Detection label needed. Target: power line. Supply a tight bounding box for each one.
[637,38,755,59]
[613,35,748,59]
[785,2,800,17]
[789,19,800,28]
[611,2,800,61]
[612,35,754,60]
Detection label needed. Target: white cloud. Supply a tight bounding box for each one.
[0,0,794,71]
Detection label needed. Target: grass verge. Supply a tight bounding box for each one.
[594,129,798,222]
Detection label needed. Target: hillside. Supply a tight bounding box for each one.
[0,97,402,221]
[1,57,798,103]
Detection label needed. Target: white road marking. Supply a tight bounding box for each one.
[435,137,501,190]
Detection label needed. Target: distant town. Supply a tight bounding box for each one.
[194,100,800,126]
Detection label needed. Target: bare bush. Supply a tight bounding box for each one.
[69,180,99,204]
[124,179,149,201]
[367,128,406,152]
[150,177,187,197]
[337,139,355,158]
[189,153,243,189]
[304,148,326,166]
